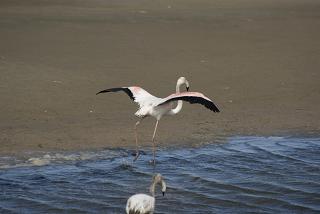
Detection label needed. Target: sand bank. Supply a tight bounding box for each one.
[0,0,319,154]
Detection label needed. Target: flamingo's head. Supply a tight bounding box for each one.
[153,173,167,196]
[177,77,189,91]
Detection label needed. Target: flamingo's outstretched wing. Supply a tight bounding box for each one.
[96,86,156,107]
[157,92,220,112]
[96,87,134,100]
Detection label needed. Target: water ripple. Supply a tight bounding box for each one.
[0,136,320,213]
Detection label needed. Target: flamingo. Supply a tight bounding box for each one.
[96,77,220,164]
[126,173,166,214]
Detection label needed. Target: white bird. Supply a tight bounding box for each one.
[126,173,166,214]
[96,77,220,164]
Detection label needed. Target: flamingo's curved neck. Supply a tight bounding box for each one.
[149,181,156,197]
[170,82,184,115]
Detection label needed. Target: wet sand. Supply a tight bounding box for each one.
[0,0,319,154]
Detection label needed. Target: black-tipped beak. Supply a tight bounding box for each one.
[186,86,189,91]
[162,192,165,196]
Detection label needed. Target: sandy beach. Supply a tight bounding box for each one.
[0,0,319,155]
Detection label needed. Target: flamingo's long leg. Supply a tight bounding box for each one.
[133,119,142,161]
[151,120,159,165]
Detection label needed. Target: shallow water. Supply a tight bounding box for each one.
[0,136,320,214]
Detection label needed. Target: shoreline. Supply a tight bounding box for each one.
[0,134,319,170]
[1,130,319,157]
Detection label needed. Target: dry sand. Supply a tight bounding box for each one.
[0,0,320,154]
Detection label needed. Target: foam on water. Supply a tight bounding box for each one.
[0,136,320,213]
[0,149,129,169]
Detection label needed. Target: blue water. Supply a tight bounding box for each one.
[0,136,320,213]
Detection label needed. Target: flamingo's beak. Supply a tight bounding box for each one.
[162,191,165,196]
[186,86,189,91]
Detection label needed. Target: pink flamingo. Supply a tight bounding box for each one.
[96,77,220,164]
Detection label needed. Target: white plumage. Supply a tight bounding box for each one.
[126,174,166,214]
[96,77,220,164]
[126,194,155,214]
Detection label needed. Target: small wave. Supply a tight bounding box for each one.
[0,136,319,213]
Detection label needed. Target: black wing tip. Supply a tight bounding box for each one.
[206,102,220,112]
[209,102,220,112]
[212,107,220,113]
[96,89,111,95]
[95,87,135,101]
[161,96,220,112]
